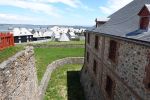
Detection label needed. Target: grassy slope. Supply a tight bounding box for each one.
[31,40,85,45]
[0,46,23,63]
[44,41,85,45]
[44,64,85,100]
[34,48,84,82]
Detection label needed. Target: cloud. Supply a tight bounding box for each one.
[26,0,83,8]
[0,0,61,17]
[37,0,94,11]
[0,13,41,24]
[0,0,93,17]
[100,0,133,15]
[47,0,81,8]
[0,0,95,25]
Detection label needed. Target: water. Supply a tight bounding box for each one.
[0,24,90,32]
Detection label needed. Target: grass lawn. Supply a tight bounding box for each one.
[32,40,85,45]
[45,41,85,45]
[44,64,85,100]
[0,45,23,63]
[34,48,84,82]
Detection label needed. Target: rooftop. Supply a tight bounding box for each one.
[92,0,150,42]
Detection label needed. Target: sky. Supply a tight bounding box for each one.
[0,0,133,26]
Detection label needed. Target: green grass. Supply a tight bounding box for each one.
[33,40,85,45]
[46,41,85,45]
[0,46,23,63]
[44,64,85,100]
[34,48,84,82]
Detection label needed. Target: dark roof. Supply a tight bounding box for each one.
[93,0,150,42]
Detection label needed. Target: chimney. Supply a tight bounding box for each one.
[95,18,110,28]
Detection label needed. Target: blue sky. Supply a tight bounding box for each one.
[0,0,133,26]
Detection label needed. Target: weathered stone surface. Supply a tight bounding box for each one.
[80,65,104,100]
[0,46,85,100]
[0,46,39,100]
[81,32,150,100]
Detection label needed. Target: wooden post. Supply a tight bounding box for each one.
[10,33,14,46]
[8,33,10,47]
[0,33,2,50]
[2,33,4,49]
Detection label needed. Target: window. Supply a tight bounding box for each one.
[93,60,97,75]
[18,36,21,39]
[95,35,99,49]
[143,53,150,90]
[108,40,117,63]
[105,76,113,97]
[90,82,94,88]
[87,33,90,44]
[87,52,89,62]
[84,68,87,74]
[148,83,150,89]
[140,17,149,30]
[138,5,150,30]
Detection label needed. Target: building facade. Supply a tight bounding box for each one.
[12,28,33,43]
[80,0,150,99]
[81,32,150,100]
[14,35,33,43]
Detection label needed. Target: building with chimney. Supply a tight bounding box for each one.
[80,0,150,100]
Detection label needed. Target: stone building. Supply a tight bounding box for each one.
[80,0,150,100]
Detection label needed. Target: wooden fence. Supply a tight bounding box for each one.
[0,33,15,50]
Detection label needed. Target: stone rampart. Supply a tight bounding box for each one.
[0,47,39,100]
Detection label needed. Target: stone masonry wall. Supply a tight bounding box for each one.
[103,37,150,99]
[0,47,39,100]
[39,57,84,100]
[81,32,150,100]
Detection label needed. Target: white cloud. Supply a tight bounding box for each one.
[0,0,93,17]
[0,13,41,24]
[47,0,81,8]
[26,0,83,8]
[0,0,94,25]
[0,0,61,17]
[34,0,93,11]
[0,13,30,21]
[100,0,133,15]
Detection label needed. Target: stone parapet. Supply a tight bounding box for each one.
[0,46,39,100]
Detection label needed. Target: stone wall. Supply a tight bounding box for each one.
[39,57,84,100]
[0,47,39,100]
[81,32,150,100]
[0,46,84,100]
[103,37,150,99]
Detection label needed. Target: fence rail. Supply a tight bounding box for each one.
[0,33,15,50]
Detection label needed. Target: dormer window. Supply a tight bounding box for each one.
[140,17,149,30]
[138,5,150,30]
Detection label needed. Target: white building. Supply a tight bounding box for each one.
[59,33,70,42]
[12,28,33,43]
